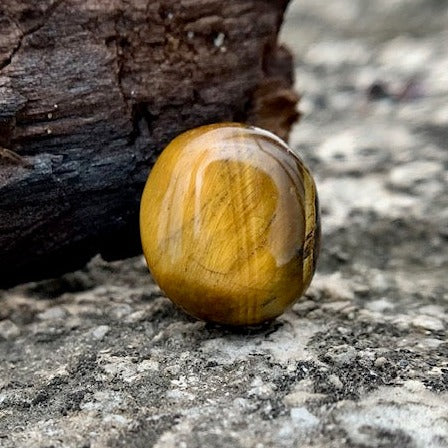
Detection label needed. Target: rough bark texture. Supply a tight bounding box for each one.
[0,0,298,287]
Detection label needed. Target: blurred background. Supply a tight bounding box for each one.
[281,0,448,288]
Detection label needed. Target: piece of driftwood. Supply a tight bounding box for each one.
[0,0,298,287]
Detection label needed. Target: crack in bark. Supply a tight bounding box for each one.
[111,6,127,106]
[0,0,66,72]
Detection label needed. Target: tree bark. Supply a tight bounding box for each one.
[0,0,298,287]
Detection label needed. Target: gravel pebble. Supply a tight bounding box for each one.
[0,320,20,340]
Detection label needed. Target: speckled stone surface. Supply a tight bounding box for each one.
[1,1,448,447]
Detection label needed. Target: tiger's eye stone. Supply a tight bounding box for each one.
[140,123,320,326]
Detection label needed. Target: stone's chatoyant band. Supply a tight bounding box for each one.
[140,123,320,326]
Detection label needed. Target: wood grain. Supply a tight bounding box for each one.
[0,0,298,286]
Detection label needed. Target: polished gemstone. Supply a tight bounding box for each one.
[140,123,320,326]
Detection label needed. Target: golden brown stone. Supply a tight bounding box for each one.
[140,123,320,326]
